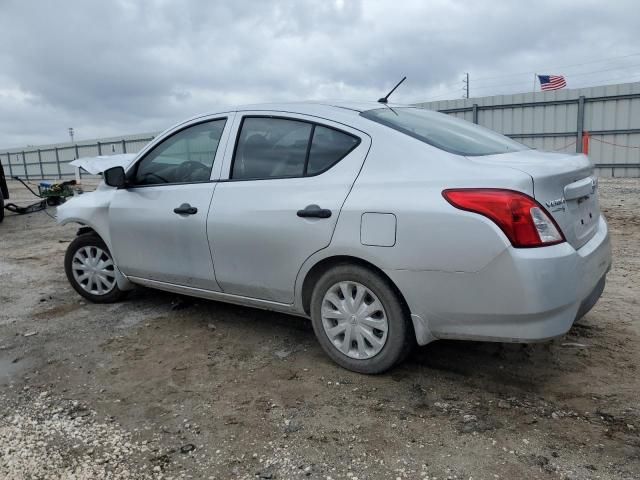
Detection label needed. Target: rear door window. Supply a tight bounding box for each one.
[231,117,361,180]
[307,126,360,175]
[232,118,312,180]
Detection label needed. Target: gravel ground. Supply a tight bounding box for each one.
[0,177,639,480]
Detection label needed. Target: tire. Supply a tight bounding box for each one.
[310,264,413,374]
[64,233,127,303]
[0,190,4,223]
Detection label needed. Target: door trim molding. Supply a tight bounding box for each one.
[127,276,307,317]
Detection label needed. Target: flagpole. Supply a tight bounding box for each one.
[533,73,537,93]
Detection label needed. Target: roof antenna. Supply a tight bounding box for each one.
[378,76,406,104]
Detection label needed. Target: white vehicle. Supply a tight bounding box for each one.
[58,102,611,373]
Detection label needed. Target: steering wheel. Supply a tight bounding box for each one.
[141,171,170,184]
[175,161,209,182]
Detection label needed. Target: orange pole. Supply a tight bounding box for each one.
[582,131,590,155]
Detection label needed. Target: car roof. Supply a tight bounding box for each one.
[179,101,415,131]
[188,101,411,120]
[235,100,409,113]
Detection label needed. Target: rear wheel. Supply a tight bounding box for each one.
[310,264,413,374]
[64,233,127,303]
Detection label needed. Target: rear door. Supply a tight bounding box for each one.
[208,112,370,303]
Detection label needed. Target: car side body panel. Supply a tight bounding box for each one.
[56,102,612,350]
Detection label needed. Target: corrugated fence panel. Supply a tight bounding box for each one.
[126,139,153,152]
[417,81,640,177]
[2,84,640,179]
[0,133,157,180]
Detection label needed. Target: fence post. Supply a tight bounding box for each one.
[74,144,81,181]
[54,147,62,179]
[576,95,586,153]
[22,151,28,180]
[97,141,102,155]
[7,152,12,177]
[37,149,44,179]
[122,139,127,153]
[472,104,479,124]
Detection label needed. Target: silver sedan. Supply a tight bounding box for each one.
[57,102,612,373]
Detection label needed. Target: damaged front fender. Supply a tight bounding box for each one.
[57,187,134,291]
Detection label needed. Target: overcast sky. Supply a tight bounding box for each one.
[1,0,639,148]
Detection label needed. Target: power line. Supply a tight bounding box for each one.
[471,51,640,83]
[423,63,640,101]
[570,72,640,89]
[420,71,640,103]
[471,62,640,91]
[470,64,640,92]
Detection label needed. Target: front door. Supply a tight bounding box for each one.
[208,113,371,303]
[108,116,231,290]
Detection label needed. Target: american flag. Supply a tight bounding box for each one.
[538,75,567,91]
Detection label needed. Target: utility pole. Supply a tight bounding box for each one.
[68,127,75,143]
[463,72,470,99]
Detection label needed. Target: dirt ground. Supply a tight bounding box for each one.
[1,177,639,480]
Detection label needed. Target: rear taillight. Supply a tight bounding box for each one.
[442,189,565,248]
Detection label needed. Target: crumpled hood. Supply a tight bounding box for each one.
[70,153,136,175]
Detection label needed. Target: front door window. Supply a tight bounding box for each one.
[134,119,227,185]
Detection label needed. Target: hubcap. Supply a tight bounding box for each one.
[321,281,388,360]
[71,246,117,296]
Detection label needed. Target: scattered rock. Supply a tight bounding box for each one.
[170,297,191,310]
[23,331,38,337]
[526,454,549,468]
[275,349,292,359]
[257,468,275,479]
[284,418,302,433]
[180,443,196,454]
[457,414,498,434]
[561,342,590,348]
[497,400,511,409]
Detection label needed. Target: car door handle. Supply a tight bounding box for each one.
[173,203,198,215]
[297,205,332,219]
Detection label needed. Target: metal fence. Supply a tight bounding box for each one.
[416,81,640,177]
[0,134,156,181]
[3,81,640,179]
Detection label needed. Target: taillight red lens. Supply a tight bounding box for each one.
[442,189,565,248]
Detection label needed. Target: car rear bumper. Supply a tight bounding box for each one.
[387,216,612,345]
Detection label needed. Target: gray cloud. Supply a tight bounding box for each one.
[1,0,639,148]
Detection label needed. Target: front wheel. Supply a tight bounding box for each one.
[64,233,127,303]
[310,264,413,374]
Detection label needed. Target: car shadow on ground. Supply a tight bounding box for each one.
[124,287,567,397]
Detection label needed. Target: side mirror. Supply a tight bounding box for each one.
[103,166,126,188]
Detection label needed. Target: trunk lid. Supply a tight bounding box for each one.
[468,150,600,249]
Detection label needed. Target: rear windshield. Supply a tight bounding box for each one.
[360,107,529,156]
